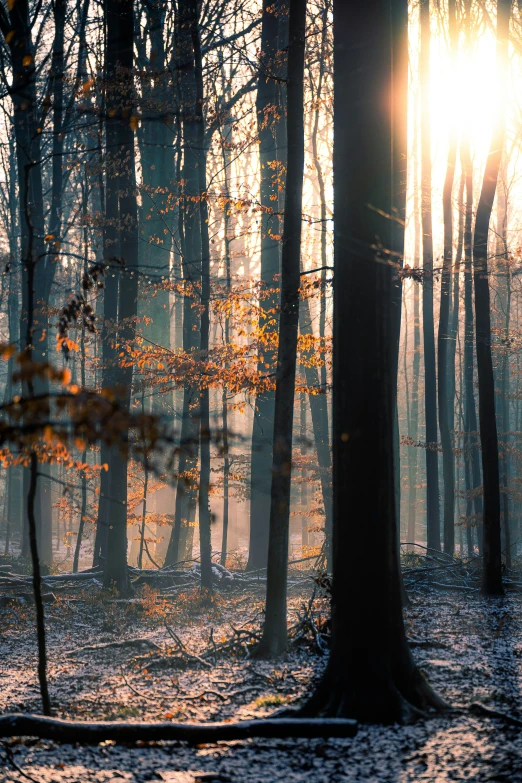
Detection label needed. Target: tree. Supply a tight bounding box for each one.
[254,0,307,658]
[437,0,458,556]
[420,0,441,552]
[473,0,511,597]
[100,0,139,594]
[300,0,445,722]
[163,0,202,569]
[247,0,285,572]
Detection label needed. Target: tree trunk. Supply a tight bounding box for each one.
[299,392,309,548]
[299,293,332,554]
[437,0,457,556]
[254,0,306,658]
[220,102,233,568]
[473,0,510,596]
[247,1,284,571]
[73,318,88,573]
[137,0,173,415]
[102,0,139,595]
[420,0,440,551]
[495,163,511,567]
[6,0,50,562]
[461,132,483,554]
[164,0,201,569]
[191,1,213,594]
[310,2,331,563]
[301,0,445,722]
[407,111,422,548]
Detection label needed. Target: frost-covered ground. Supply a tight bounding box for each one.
[2,585,522,781]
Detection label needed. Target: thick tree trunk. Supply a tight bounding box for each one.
[254,0,306,658]
[473,0,510,596]
[301,0,445,723]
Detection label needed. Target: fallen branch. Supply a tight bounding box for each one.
[165,625,212,669]
[0,713,358,743]
[1,743,41,783]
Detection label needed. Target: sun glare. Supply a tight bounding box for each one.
[407,11,504,264]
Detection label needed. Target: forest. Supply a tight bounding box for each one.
[2,0,522,779]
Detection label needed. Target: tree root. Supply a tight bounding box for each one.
[0,714,357,744]
[468,702,522,727]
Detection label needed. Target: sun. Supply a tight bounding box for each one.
[429,21,498,166]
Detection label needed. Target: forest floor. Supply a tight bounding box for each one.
[2,578,522,781]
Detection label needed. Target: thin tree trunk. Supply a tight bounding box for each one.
[473,0,510,596]
[310,4,331,564]
[247,1,284,571]
[461,132,483,553]
[220,106,232,568]
[191,3,213,594]
[102,0,139,595]
[72,325,88,573]
[420,0,440,551]
[299,291,332,555]
[164,1,201,568]
[254,0,306,658]
[407,112,422,548]
[437,0,457,555]
[496,165,511,567]
[299,392,309,547]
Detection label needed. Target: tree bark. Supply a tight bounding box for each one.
[164,0,202,568]
[247,1,284,571]
[420,0,440,551]
[407,105,422,548]
[301,0,445,723]
[191,0,213,594]
[461,133,483,554]
[101,0,139,595]
[495,160,511,566]
[473,0,510,596]
[0,714,357,743]
[254,0,306,658]
[437,0,458,556]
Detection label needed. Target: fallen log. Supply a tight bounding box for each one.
[0,571,103,584]
[0,713,358,743]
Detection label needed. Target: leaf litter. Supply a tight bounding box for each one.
[2,584,522,781]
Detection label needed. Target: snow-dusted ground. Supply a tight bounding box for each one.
[2,585,522,781]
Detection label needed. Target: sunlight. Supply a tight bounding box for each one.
[430,24,497,166]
